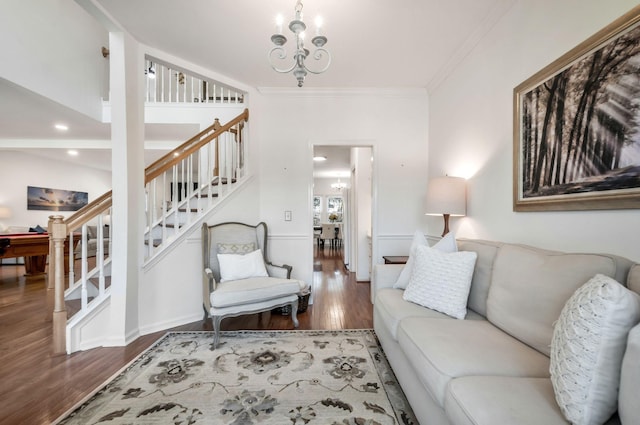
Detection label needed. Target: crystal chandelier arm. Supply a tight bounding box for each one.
[268,46,299,73]
[302,48,332,74]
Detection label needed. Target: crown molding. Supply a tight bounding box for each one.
[426,0,516,93]
[257,87,428,97]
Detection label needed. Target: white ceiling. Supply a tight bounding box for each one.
[0,0,515,171]
[97,0,514,89]
[313,146,352,178]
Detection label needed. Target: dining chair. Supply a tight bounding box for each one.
[321,223,336,248]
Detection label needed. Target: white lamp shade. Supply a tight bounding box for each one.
[0,207,11,219]
[425,176,466,216]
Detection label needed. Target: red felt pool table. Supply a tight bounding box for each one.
[0,233,75,276]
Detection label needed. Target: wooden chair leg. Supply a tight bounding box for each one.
[213,316,223,349]
[291,299,299,328]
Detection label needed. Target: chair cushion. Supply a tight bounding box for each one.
[397,317,550,407]
[375,288,484,340]
[210,277,303,308]
[445,377,568,425]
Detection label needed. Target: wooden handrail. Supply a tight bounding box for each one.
[50,108,249,355]
[65,191,113,231]
[59,108,248,231]
[145,108,249,183]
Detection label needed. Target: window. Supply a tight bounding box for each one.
[327,196,344,222]
[313,196,322,225]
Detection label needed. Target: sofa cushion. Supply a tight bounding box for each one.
[628,264,640,295]
[403,246,477,319]
[394,231,457,289]
[375,288,484,340]
[210,277,303,308]
[550,274,640,425]
[397,317,549,407]
[457,239,501,317]
[620,324,640,424]
[445,376,568,425]
[86,225,97,239]
[487,244,617,356]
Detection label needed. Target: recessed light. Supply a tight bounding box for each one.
[313,156,327,161]
[67,150,78,156]
[55,123,69,131]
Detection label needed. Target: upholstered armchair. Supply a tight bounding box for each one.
[202,221,308,347]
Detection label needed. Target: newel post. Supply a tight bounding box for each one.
[49,215,68,355]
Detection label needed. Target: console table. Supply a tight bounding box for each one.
[382,255,409,265]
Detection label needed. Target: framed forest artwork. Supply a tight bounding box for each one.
[513,6,640,211]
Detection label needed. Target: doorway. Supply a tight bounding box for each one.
[312,145,373,282]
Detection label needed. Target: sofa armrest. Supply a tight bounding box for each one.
[372,264,404,295]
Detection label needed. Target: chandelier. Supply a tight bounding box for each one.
[269,0,331,87]
[331,179,347,190]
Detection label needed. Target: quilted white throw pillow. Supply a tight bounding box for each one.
[550,274,640,425]
[403,245,477,319]
[394,231,458,289]
[217,249,269,282]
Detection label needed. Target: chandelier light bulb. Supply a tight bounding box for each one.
[276,15,284,34]
[315,16,323,36]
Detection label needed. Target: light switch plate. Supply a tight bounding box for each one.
[284,210,292,221]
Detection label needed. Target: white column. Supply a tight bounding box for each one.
[107,30,145,346]
[354,147,373,281]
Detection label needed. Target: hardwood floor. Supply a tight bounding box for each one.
[0,245,372,424]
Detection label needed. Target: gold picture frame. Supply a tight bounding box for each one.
[513,6,640,211]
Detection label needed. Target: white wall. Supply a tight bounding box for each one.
[256,90,429,286]
[428,0,640,262]
[0,0,108,120]
[0,150,111,231]
[139,181,261,334]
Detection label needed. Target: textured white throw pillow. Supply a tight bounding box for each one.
[403,245,477,319]
[217,249,269,282]
[550,274,640,425]
[394,231,458,289]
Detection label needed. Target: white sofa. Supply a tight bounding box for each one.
[74,225,110,259]
[373,239,640,425]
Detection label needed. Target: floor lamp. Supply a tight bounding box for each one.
[425,176,466,237]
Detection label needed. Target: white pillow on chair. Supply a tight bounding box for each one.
[217,249,269,282]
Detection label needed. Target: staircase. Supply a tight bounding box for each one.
[48,108,250,355]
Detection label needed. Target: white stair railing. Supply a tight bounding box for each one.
[144,58,244,104]
[48,192,112,354]
[48,109,249,355]
[144,109,249,261]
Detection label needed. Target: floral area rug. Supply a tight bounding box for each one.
[56,330,417,425]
